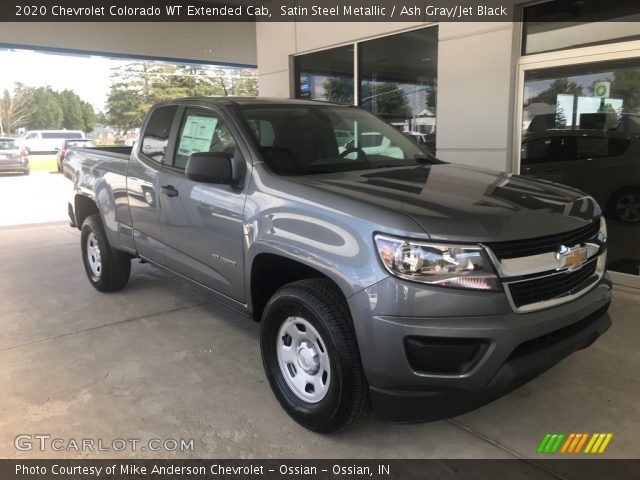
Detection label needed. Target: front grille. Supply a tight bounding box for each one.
[506,259,598,308]
[486,220,600,259]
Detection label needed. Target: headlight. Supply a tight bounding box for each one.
[374,234,501,291]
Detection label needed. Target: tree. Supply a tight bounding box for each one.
[25,87,64,130]
[426,85,437,113]
[0,84,33,134]
[106,61,257,130]
[59,90,85,130]
[323,76,354,105]
[81,101,97,133]
[532,78,584,105]
[611,69,640,114]
[361,82,412,118]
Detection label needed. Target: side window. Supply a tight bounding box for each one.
[521,137,553,164]
[576,136,609,159]
[609,138,631,157]
[173,111,237,170]
[141,105,178,163]
[25,133,37,140]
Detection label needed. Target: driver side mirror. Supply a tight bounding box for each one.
[185,151,244,186]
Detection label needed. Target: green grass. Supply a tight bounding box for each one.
[29,154,58,172]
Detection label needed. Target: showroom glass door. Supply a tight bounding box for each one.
[520,56,640,287]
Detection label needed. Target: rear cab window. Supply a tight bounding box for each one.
[140,105,178,163]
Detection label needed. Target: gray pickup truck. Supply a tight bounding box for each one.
[67,97,611,433]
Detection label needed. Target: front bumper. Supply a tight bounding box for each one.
[347,274,612,422]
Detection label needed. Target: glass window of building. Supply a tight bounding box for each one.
[523,0,640,55]
[294,45,354,104]
[521,58,640,277]
[358,27,438,154]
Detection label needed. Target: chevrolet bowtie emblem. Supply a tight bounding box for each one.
[556,245,588,271]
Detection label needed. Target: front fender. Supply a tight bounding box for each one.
[244,207,388,301]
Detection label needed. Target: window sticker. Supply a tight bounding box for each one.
[178,115,218,157]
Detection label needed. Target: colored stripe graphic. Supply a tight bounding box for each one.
[560,434,575,453]
[539,433,613,454]
[574,433,589,453]
[537,433,565,453]
[585,433,614,454]
[537,434,552,453]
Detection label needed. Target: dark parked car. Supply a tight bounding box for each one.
[522,129,640,222]
[0,137,29,175]
[57,139,96,173]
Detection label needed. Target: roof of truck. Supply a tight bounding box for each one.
[170,96,349,107]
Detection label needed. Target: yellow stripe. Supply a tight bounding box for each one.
[568,434,581,453]
[590,434,606,454]
[598,434,613,454]
[560,434,575,453]
[574,433,589,453]
[584,433,598,453]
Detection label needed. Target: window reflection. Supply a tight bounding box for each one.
[522,59,640,277]
[359,27,438,155]
[294,45,354,105]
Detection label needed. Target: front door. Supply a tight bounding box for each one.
[157,106,247,301]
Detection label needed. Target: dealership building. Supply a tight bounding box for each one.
[1,1,638,289]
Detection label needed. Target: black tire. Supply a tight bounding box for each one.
[260,278,369,433]
[607,187,640,223]
[23,164,30,175]
[81,214,131,292]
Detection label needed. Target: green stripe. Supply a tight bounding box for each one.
[544,434,559,453]
[537,434,552,453]
[550,433,565,453]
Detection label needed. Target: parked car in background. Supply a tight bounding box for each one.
[57,139,96,173]
[521,129,640,223]
[19,130,85,153]
[0,137,29,175]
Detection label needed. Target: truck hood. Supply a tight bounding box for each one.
[289,164,600,243]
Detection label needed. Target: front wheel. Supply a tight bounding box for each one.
[260,279,369,433]
[609,187,640,223]
[81,214,131,291]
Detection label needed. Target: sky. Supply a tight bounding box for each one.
[0,48,122,111]
[0,48,257,114]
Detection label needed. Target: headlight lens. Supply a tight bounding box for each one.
[375,234,500,291]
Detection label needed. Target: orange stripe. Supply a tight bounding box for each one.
[568,434,582,453]
[574,433,589,453]
[560,434,575,453]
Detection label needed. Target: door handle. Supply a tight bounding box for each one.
[160,185,179,197]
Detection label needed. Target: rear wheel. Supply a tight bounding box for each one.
[81,214,131,291]
[260,279,369,433]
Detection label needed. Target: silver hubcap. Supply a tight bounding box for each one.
[86,232,102,277]
[616,193,640,222]
[276,316,331,403]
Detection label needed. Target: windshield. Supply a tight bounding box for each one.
[0,139,18,150]
[238,105,441,175]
